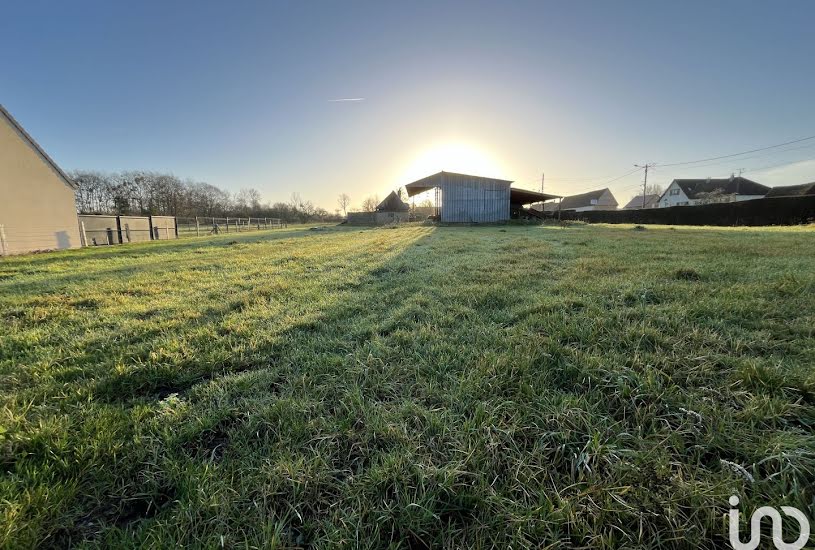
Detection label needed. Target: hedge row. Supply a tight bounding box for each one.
[546,196,815,226]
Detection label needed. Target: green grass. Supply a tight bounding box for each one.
[1,223,813,548]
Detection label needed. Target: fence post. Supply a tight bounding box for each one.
[195,217,200,237]
[0,224,6,256]
[80,221,88,247]
[148,216,154,240]
[225,216,229,233]
[125,223,131,243]
[106,227,114,245]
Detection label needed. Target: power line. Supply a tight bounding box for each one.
[543,167,644,197]
[649,141,815,173]
[656,134,815,167]
[742,155,815,175]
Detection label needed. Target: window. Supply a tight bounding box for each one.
[590,199,598,205]
[669,188,680,196]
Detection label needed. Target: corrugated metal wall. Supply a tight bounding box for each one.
[440,173,511,222]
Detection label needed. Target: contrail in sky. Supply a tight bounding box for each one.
[328,97,365,102]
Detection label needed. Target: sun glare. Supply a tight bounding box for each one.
[398,141,505,185]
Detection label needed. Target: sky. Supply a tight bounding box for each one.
[3,0,815,210]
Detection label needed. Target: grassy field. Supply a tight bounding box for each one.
[1,223,813,548]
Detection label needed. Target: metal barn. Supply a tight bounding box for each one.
[405,171,557,223]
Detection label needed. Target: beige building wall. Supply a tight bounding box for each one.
[119,216,152,242]
[0,107,80,255]
[150,216,178,240]
[77,215,119,245]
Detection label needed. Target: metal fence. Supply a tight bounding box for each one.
[176,217,287,238]
[78,214,178,246]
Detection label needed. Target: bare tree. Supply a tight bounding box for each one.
[361,195,379,212]
[71,170,341,222]
[337,193,351,216]
[645,183,664,196]
[628,183,665,205]
[235,188,262,216]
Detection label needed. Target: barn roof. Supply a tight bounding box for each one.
[669,177,769,199]
[376,191,410,212]
[509,187,560,204]
[622,194,660,209]
[0,104,78,191]
[764,182,815,198]
[403,171,559,203]
[404,171,513,197]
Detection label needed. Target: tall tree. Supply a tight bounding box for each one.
[337,193,350,216]
[361,195,379,212]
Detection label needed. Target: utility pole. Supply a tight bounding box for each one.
[634,163,655,209]
[734,168,745,204]
[540,172,545,211]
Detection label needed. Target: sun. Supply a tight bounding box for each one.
[398,141,505,185]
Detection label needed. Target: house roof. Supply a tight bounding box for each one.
[0,104,78,191]
[404,171,513,197]
[558,188,615,210]
[764,182,815,198]
[376,190,410,212]
[668,177,769,200]
[403,171,560,203]
[622,194,660,209]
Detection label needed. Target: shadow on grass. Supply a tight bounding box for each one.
[0,226,364,295]
[90,227,437,402]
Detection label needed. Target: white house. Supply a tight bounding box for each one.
[658,177,769,208]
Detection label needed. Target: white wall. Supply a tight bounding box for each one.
[659,181,691,208]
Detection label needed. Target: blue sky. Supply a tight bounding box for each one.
[3,1,815,209]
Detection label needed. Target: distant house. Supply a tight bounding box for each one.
[347,190,411,225]
[376,191,410,213]
[658,177,769,208]
[0,104,81,255]
[622,194,660,210]
[542,188,618,212]
[764,182,815,198]
[373,191,410,223]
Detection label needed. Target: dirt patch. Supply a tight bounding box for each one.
[182,417,237,461]
[674,268,701,281]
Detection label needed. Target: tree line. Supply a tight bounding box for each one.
[70,170,342,223]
